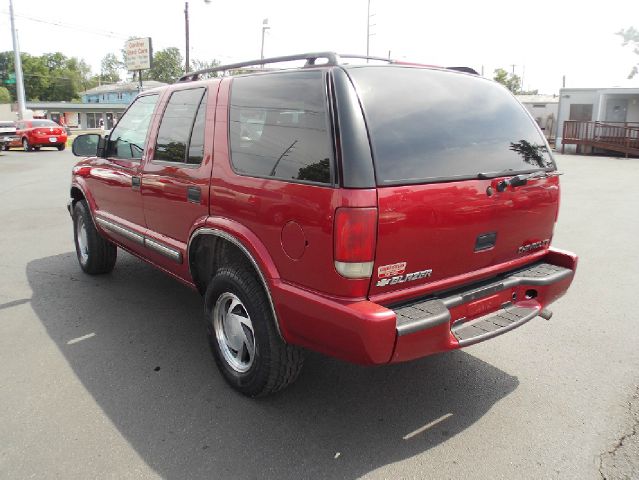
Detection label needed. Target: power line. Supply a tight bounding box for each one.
[0,10,129,39]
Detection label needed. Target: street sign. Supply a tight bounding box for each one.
[125,37,153,71]
[4,73,16,84]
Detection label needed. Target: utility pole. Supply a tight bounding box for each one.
[9,0,26,120]
[261,18,270,67]
[184,2,190,73]
[366,0,376,60]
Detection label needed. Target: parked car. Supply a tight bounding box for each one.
[0,120,19,150]
[7,119,67,151]
[68,52,577,397]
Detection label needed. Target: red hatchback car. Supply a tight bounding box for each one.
[7,119,67,151]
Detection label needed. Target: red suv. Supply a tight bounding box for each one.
[9,119,67,151]
[68,53,577,396]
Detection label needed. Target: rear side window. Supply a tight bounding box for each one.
[107,94,158,160]
[229,71,333,185]
[346,66,555,185]
[154,87,207,164]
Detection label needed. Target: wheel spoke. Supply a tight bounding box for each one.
[241,325,255,360]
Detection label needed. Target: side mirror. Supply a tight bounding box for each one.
[72,134,103,157]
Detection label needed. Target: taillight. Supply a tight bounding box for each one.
[333,207,377,279]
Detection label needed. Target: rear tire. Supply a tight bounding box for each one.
[22,138,31,151]
[57,144,66,151]
[73,200,117,274]
[33,146,40,151]
[204,267,304,397]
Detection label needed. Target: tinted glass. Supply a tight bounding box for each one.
[107,94,158,160]
[187,91,208,165]
[155,88,205,163]
[347,66,555,185]
[229,71,333,184]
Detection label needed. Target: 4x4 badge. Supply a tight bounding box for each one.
[376,269,432,287]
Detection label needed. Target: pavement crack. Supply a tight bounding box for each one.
[598,385,639,480]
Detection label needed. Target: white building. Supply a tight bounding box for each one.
[555,87,639,154]
[516,94,559,141]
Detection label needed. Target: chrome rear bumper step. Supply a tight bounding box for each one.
[392,262,572,337]
[451,303,539,346]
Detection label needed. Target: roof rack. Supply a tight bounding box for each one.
[178,52,341,82]
[177,51,478,82]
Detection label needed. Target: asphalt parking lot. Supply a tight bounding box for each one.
[0,148,637,480]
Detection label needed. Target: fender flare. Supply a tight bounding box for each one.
[70,180,99,229]
[187,224,284,339]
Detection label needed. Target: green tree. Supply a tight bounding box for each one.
[148,47,183,84]
[190,58,220,77]
[618,26,639,78]
[0,86,10,103]
[493,68,521,93]
[0,51,94,101]
[100,53,123,83]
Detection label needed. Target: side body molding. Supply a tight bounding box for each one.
[187,225,284,339]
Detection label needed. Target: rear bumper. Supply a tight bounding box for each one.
[0,135,18,145]
[272,248,577,365]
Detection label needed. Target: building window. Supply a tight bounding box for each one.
[86,112,97,129]
[569,104,593,121]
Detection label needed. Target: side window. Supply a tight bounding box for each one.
[229,71,333,184]
[154,88,206,164]
[106,94,158,160]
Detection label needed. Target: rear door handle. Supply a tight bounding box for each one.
[132,176,141,189]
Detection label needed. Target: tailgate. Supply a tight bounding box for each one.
[370,177,559,296]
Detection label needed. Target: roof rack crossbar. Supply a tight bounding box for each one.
[178,51,340,82]
[177,51,480,82]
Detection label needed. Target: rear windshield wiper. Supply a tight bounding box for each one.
[496,170,563,191]
[476,168,516,179]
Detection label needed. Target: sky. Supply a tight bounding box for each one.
[1,0,638,94]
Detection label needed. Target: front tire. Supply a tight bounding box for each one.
[22,138,31,151]
[57,144,66,151]
[73,200,117,274]
[205,267,304,397]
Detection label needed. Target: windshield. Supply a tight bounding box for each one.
[346,66,555,185]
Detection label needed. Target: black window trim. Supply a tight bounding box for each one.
[151,86,207,167]
[104,92,160,161]
[226,69,337,188]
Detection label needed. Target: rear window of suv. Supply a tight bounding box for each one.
[346,66,555,186]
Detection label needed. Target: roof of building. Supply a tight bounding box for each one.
[25,102,128,112]
[559,84,639,94]
[516,94,559,104]
[80,80,167,95]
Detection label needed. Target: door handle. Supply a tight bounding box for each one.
[132,176,141,189]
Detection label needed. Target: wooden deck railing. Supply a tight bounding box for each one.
[562,121,639,156]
